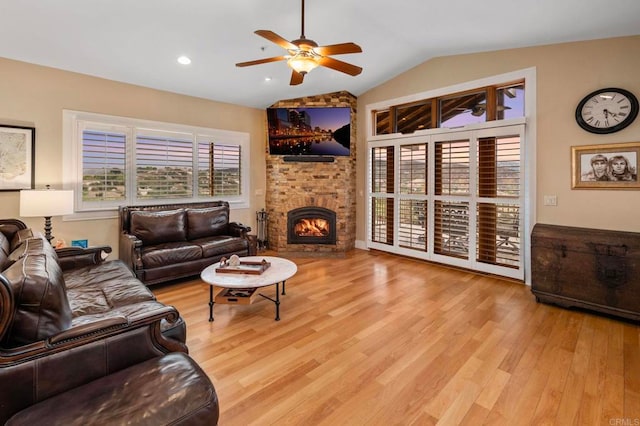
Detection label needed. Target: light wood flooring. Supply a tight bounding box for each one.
[153,249,640,425]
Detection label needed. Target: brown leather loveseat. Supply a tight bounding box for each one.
[0,219,219,424]
[119,201,257,286]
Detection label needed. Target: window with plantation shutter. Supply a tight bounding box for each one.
[399,199,427,250]
[433,139,471,259]
[476,134,521,268]
[370,146,394,244]
[371,197,393,244]
[435,140,470,196]
[135,133,193,200]
[197,141,212,197]
[366,72,532,281]
[477,203,520,268]
[82,129,126,203]
[434,201,469,258]
[399,143,427,250]
[210,143,241,196]
[65,110,250,212]
[399,144,427,195]
[367,125,525,280]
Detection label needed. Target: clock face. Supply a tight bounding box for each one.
[576,88,639,134]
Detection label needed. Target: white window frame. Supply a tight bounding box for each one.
[365,67,537,284]
[63,110,250,219]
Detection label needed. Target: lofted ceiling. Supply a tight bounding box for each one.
[0,0,639,109]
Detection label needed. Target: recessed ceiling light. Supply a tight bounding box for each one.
[177,56,191,65]
[264,77,272,82]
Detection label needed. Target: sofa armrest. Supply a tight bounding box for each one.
[229,222,257,255]
[48,316,128,344]
[0,219,28,242]
[1,305,185,364]
[55,246,113,271]
[118,233,144,273]
[229,221,251,237]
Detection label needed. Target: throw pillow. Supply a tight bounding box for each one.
[130,209,187,246]
[187,206,229,240]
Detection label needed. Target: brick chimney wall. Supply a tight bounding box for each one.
[265,91,357,255]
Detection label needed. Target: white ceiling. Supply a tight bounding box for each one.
[1,0,639,109]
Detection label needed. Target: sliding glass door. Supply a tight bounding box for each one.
[368,124,524,280]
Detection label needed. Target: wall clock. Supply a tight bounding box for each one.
[575,87,639,134]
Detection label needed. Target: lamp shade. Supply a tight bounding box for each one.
[20,188,75,217]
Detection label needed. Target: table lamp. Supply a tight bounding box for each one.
[19,185,74,244]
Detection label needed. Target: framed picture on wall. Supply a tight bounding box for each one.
[571,141,640,189]
[0,124,35,191]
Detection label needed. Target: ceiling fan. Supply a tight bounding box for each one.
[456,103,512,117]
[235,0,362,85]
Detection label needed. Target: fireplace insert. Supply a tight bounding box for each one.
[287,207,336,245]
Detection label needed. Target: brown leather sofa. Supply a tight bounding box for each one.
[119,201,257,286]
[0,219,219,424]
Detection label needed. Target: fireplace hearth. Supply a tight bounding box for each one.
[287,207,336,245]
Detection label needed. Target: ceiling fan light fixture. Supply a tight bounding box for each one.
[287,51,319,74]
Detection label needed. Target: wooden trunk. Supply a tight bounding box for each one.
[531,223,640,321]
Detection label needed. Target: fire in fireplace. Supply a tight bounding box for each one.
[287,207,336,245]
[294,218,330,237]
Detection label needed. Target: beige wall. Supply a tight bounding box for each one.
[0,57,266,256]
[356,35,640,243]
[1,35,638,257]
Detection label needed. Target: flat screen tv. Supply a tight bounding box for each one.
[267,107,351,156]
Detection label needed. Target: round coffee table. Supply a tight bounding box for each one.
[201,256,297,321]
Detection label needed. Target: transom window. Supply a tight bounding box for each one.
[373,82,525,135]
[63,110,250,213]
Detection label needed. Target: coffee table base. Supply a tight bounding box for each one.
[208,280,287,322]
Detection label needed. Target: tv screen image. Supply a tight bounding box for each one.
[267,107,351,156]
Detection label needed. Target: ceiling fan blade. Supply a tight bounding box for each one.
[290,70,305,85]
[317,56,362,76]
[235,56,288,67]
[254,30,298,51]
[314,42,362,56]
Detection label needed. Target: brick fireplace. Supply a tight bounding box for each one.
[265,91,356,256]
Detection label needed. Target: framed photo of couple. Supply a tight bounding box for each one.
[571,142,640,189]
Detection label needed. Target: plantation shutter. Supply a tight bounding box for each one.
[398,143,428,251]
[370,146,394,244]
[82,129,126,202]
[434,139,471,258]
[135,134,193,199]
[476,135,521,268]
[210,143,241,196]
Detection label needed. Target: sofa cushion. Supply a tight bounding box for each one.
[1,237,72,346]
[64,260,156,317]
[141,242,203,269]
[194,236,249,258]
[187,206,229,240]
[130,209,187,246]
[5,352,219,426]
